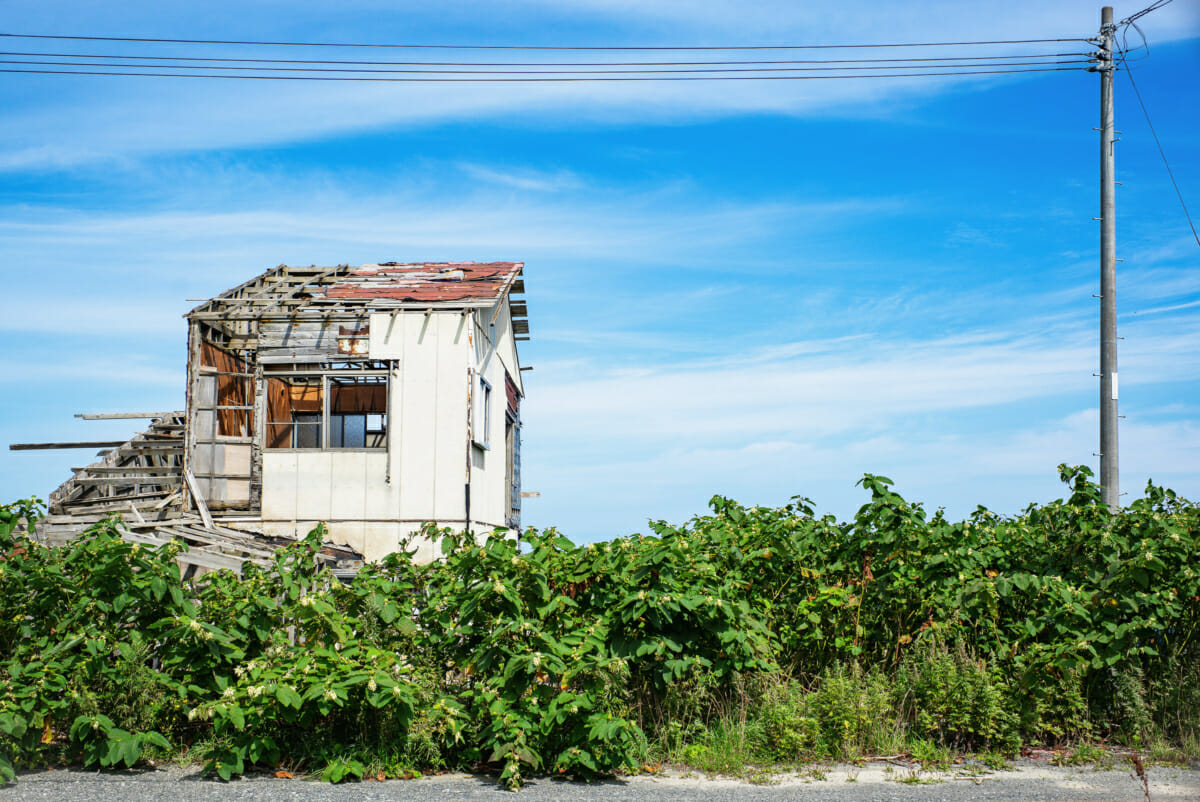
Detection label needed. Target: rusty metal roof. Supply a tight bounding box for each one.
[324,262,523,303]
[187,262,528,326]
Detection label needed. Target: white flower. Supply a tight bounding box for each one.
[493,581,505,594]
[222,687,236,701]
[368,678,377,692]
[188,619,203,633]
[391,685,403,698]
[324,689,337,701]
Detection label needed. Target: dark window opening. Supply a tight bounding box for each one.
[266,372,387,450]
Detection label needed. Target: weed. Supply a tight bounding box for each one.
[978,749,1011,770]
[908,737,952,771]
[895,767,942,785]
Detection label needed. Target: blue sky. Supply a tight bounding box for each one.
[1,1,1198,542]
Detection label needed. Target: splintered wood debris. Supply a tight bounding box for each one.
[30,414,361,579]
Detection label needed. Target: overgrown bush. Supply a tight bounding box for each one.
[2,464,1198,788]
[896,640,1018,752]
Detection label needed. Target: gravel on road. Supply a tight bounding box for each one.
[2,761,1197,801]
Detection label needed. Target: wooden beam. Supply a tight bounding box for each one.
[70,466,181,475]
[75,412,185,420]
[185,469,215,530]
[69,476,184,487]
[126,501,147,525]
[10,441,125,451]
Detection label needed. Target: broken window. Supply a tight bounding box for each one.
[265,371,387,450]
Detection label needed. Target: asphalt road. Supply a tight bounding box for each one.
[2,762,1197,801]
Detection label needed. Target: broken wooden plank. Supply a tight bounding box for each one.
[184,469,215,530]
[69,476,184,487]
[70,466,181,475]
[10,441,126,451]
[75,412,185,420]
[125,501,147,525]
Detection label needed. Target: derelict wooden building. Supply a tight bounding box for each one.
[25,261,529,567]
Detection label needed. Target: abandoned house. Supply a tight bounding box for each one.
[14,261,529,572]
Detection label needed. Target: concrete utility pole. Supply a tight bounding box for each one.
[1097,6,1119,511]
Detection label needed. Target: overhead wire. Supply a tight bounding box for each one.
[0,65,1089,82]
[0,48,1091,67]
[0,32,1092,50]
[0,29,1096,81]
[1120,0,1174,26]
[1115,16,1200,250]
[0,58,1095,76]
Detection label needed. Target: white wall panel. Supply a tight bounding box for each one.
[395,313,438,519]
[262,452,298,521]
[433,313,468,520]
[294,451,333,521]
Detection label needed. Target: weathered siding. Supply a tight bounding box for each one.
[468,299,523,531]
[258,318,371,363]
[260,310,471,560]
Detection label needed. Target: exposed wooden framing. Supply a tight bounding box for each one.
[97,442,185,452]
[71,477,184,487]
[251,356,266,509]
[489,267,524,328]
[184,320,201,516]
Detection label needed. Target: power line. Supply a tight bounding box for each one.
[1111,0,1198,250]
[1121,0,1174,26]
[1117,45,1200,250]
[0,58,1094,76]
[0,32,1091,51]
[0,65,1087,82]
[0,48,1091,67]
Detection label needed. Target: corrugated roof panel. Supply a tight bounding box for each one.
[323,262,523,304]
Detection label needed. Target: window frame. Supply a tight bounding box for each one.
[264,367,389,451]
[473,375,492,450]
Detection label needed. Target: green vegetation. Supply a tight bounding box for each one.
[2,464,1198,788]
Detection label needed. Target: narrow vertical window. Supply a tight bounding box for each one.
[474,376,492,449]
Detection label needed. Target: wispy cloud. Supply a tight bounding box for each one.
[457,163,583,192]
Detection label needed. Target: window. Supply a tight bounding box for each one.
[265,371,387,449]
[473,376,492,449]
